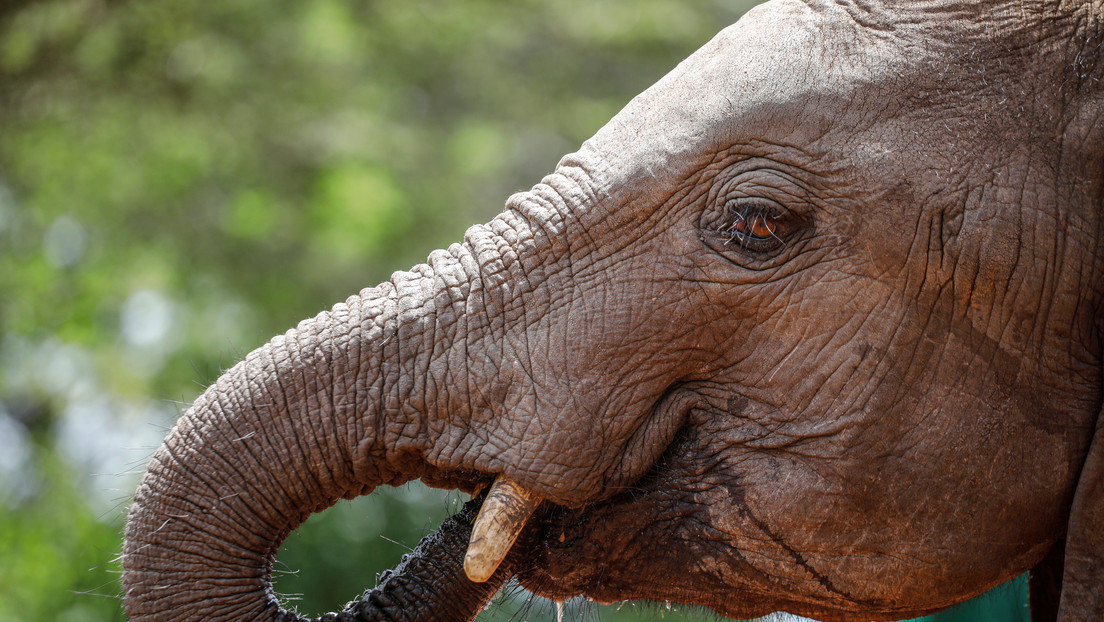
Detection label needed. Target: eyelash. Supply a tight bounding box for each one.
[717,200,785,252]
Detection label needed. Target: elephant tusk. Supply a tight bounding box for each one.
[464,474,540,583]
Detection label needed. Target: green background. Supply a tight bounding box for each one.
[0,0,1029,620]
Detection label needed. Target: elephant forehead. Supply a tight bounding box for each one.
[576,0,894,199]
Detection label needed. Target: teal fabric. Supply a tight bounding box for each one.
[916,574,1030,622]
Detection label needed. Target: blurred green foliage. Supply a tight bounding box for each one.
[0,0,1028,620]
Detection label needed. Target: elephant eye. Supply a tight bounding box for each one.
[717,200,785,252]
[699,194,809,265]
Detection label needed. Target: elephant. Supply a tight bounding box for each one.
[122,1,1104,621]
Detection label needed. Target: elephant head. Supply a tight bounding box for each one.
[123,1,1104,620]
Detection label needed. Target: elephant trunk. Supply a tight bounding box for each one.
[121,232,521,620]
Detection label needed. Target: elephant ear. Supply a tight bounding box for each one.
[1058,399,1104,620]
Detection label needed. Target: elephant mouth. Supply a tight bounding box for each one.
[462,435,689,587]
[458,385,716,596]
[510,434,698,600]
[468,418,715,609]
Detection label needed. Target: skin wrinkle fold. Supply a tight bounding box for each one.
[153,443,265,563]
[206,422,290,542]
[280,334,344,508]
[260,337,327,509]
[190,405,291,537]
[301,323,345,495]
[325,312,361,487]
[238,375,316,517]
[283,330,327,497]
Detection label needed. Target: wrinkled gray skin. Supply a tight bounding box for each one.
[123,1,1104,621]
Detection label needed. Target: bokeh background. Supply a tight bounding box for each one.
[0,0,1029,620]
